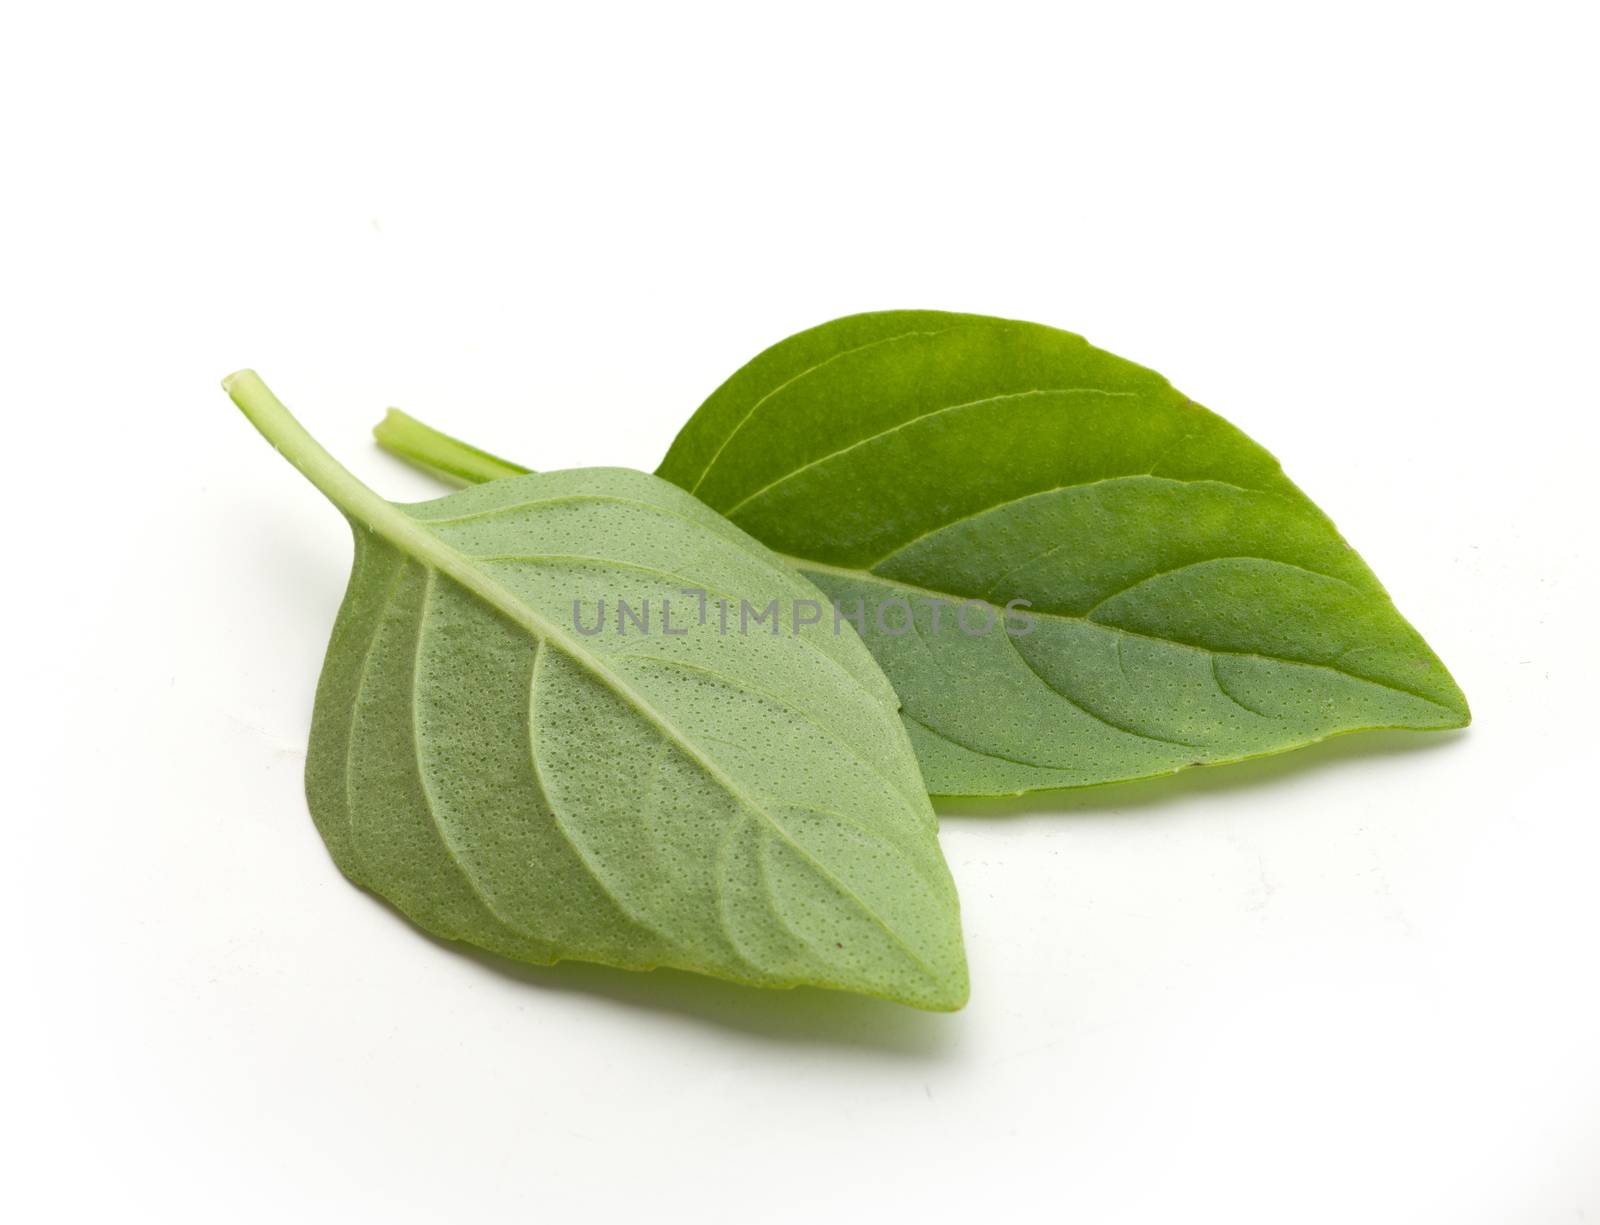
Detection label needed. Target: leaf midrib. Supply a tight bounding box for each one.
[343,489,945,989]
[780,553,1461,717]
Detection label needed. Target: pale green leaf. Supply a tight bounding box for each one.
[226,372,968,1010]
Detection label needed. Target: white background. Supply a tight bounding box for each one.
[4,3,1596,1221]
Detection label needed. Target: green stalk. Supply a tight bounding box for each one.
[224,370,496,587]
[223,370,557,640]
[373,408,529,485]
[224,370,408,532]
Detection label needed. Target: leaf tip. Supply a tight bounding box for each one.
[895,948,970,1012]
[1432,669,1472,727]
[922,974,971,1012]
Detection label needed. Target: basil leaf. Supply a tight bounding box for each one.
[371,312,1470,798]
[658,312,1469,795]
[226,372,968,1010]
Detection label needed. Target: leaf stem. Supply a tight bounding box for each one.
[223,369,428,547]
[225,371,575,645]
[373,408,528,485]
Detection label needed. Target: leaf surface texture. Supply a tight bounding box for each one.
[234,375,968,1009]
[657,312,1469,795]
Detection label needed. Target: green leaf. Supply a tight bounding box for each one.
[657,311,1469,795]
[225,371,968,1010]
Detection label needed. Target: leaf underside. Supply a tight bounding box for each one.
[307,468,968,1009]
[657,311,1470,796]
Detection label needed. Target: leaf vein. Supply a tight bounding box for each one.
[689,325,967,493]
[1081,555,1361,617]
[525,640,672,943]
[722,387,1137,517]
[1003,628,1203,748]
[617,652,921,812]
[873,474,1262,569]
[340,556,409,876]
[408,571,542,942]
[792,558,1455,714]
[1210,655,1275,719]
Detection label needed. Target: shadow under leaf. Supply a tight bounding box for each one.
[372,898,965,1057]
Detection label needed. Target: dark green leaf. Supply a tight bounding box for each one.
[656,312,1469,796]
